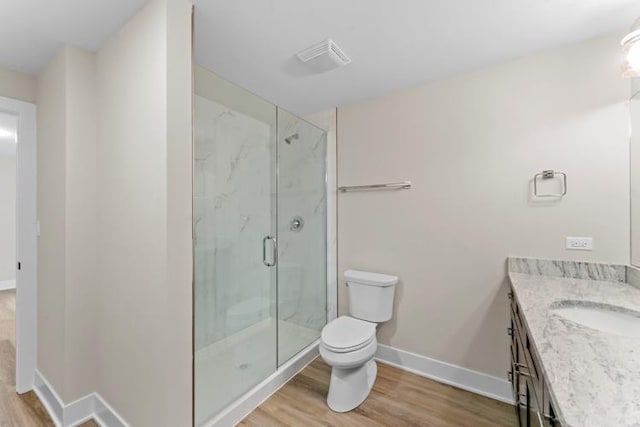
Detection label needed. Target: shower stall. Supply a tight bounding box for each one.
[193,66,328,425]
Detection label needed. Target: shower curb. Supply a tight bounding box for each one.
[200,340,320,427]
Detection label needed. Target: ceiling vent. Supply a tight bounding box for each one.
[296,39,351,73]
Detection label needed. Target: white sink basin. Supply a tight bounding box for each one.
[550,301,640,338]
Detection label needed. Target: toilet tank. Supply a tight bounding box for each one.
[345,270,398,322]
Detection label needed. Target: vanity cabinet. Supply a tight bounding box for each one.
[509,289,559,427]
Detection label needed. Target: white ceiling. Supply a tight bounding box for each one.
[0,112,17,157]
[0,1,637,115]
[194,0,640,114]
[0,0,147,73]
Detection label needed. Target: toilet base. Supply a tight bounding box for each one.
[327,359,377,412]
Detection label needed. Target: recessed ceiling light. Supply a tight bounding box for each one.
[622,17,640,78]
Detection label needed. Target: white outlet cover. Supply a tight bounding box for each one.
[566,237,593,251]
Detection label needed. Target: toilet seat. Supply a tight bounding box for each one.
[321,316,376,353]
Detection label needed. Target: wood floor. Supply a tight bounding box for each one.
[1,288,516,426]
[240,358,517,427]
[0,289,98,427]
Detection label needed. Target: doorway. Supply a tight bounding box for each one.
[0,96,37,398]
[0,112,17,292]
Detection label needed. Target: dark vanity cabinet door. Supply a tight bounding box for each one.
[509,289,559,427]
[510,291,528,425]
[527,378,544,427]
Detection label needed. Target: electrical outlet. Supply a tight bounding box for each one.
[566,237,593,251]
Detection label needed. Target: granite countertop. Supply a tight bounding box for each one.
[507,258,640,427]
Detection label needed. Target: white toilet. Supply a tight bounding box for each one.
[319,269,398,412]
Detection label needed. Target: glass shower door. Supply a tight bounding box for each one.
[276,109,328,366]
[193,67,328,425]
[193,68,277,425]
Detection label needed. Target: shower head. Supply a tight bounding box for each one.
[285,133,299,144]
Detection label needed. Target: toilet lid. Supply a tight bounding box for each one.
[321,316,376,353]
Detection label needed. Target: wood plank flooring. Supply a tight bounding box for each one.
[240,358,517,427]
[1,288,517,426]
[0,289,98,427]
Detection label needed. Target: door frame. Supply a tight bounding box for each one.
[0,96,37,393]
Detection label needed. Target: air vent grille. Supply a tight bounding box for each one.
[297,39,351,68]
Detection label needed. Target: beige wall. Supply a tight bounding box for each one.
[0,156,16,281]
[95,0,192,425]
[63,47,98,401]
[165,0,194,424]
[36,46,98,403]
[0,67,36,103]
[35,1,192,421]
[337,33,630,378]
[36,50,67,394]
[96,2,167,417]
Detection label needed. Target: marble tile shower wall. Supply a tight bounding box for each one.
[194,95,273,350]
[277,113,327,333]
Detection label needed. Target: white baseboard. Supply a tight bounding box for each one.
[33,370,128,427]
[93,393,128,427]
[0,279,16,291]
[375,344,514,405]
[202,340,320,427]
[34,342,510,427]
[65,393,95,427]
[34,369,64,426]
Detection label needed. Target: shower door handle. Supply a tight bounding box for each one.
[262,236,277,267]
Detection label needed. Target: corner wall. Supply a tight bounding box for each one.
[36,49,68,396]
[164,0,193,424]
[95,0,193,424]
[337,33,630,379]
[64,46,98,402]
[36,45,98,404]
[96,4,168,421]
[34,0,193,424]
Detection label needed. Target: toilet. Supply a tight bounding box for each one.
[319,269,398,412]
